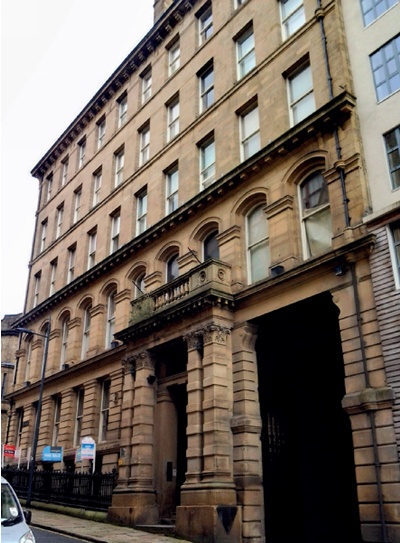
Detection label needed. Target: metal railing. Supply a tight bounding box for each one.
[2,467,117,511]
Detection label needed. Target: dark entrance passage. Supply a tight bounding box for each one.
[255,292,361,543]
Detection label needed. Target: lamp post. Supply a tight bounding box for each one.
[14,324,51,508]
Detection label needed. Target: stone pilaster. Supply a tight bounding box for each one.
[231,322,264,543]
[59,388,76,449]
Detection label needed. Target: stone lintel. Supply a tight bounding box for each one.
[342,387,394,414]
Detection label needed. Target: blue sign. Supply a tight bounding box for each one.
[42,446,63,462]
[81,437,96,460]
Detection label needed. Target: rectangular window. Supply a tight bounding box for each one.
[118,95,128,128]
[168,39,180,75]
[97,117,106,149]
[361,0,398,26]
[73,188,82,223]
[46,174,53,202]
[139,124,150,166]
[93,169,102,206]
[389,220,400,288]
[236,26,256,79]
[199,62,214,112]
[141,69,152,103]
[370,36,400,102]
[74,388,84,446]
[136,189,148,235]
[106,292,116,348]
[240,104,260,161]
[56,204,64,239]
[33,273,41,308]
[288,63,315,125]
[81,306,91,359]
[16,409,24,448]
[199,136,216,188]
[61,157,68,186]
[166,165,179,214]
[167,96,180,141]
[52,396,62,446]
[49,259,57,296]
[99,380,111,442]
[280,0,306,39]
[198,4,213,44]
[68,246,76,283]
[40,220,47,252]
[60,318,69,367]
[87,230,97,269]
[114,148,125,187]
[384,126,400,190]
[110,211,120,253]
[78,137,86,168]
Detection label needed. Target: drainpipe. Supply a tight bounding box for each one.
[316,2,388,541]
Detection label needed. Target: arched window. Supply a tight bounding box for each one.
[60,317,70,368]
[133,273,146,299]
[203,231,219,261]
[167,254,179,282]
[246,204,270,283]
[81,305,92,359]
[106,291,116,348]
[300,172,332,257]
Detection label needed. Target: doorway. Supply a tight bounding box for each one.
[255,292,361,543]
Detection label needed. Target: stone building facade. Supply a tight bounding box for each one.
[1,314,21,445]
[5,0,400,542]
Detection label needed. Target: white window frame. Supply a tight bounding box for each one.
[114,149,125,187]
[167,97,180,142]
[168,40,180,75]
[74,389,84,447]
[118,95,128,127]
[60,317,69,367]
[52,396,62,446]
[68,247,76,283]
[370,36,400,102]
[288,63,315,126]
[167,254,179,282]
[49,260,57,296]
[133,273,146,299]
[139,125,150,166]
[136,190,148,235]
[87,230,97,270]
[240,105,261,161]
[46,175,53,202]
[141,70,152,103]
[33,273,41,307]
[110,212,120,253]
[78,138,86,168]
[24,339,32,383]
[99,380,111,442]
[97,118,106,149]
[198,5,213,45]
[81,306,91,359]
[61,158,68,186]
[299,172,332,258]
[73,189,82,223]
[56,205,64,239]
[166,166,179,214]
[388,221,400,289]
[246,204,270,284]
[236,26,256,79]
[199,63,214,112]
[93,170,102,207]
[106,292,116,348]
[361,0,398,26]
[384,125,400,190]
[40,220,47,252]
[199,137,216,189]
[280,0,306,39]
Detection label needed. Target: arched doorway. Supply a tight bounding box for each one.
[255,292,361,543]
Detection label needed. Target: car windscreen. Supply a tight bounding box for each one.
[1,482,23,526]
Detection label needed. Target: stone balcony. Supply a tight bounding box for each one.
[127,259,233,333]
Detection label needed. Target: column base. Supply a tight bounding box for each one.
[176,505,242,543]
[108,490,158,526]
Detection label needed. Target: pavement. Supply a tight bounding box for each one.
[31,507,191,543]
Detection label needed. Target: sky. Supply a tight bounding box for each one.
[1,0,154,317]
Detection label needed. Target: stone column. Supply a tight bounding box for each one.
[183,331,203,485]
[231,322,264,543]
[177,322,241,543]
[108,351,158,526]
[59,388,76,451]
[39,396,53,451]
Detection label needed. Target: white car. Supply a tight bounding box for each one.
[1,476,36,543]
